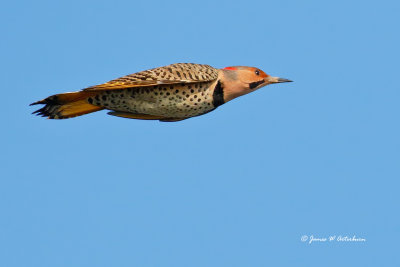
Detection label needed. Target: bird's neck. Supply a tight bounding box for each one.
[218,69,247,102]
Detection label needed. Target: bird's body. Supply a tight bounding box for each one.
[31,63,291,122]
[92,80,217,120]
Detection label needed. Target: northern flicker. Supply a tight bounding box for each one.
[30,63,292,122]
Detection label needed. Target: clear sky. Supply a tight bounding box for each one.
[1,0,399,266]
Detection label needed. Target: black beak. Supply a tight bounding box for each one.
[277,78,293,83]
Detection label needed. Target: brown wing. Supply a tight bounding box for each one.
[83,63,218,91]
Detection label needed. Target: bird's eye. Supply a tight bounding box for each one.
[255,70,260,76]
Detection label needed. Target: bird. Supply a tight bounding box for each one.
[30,63,292,122]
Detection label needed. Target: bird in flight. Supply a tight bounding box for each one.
[31,63,292,122]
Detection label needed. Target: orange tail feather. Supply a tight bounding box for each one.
[31,91,104,119]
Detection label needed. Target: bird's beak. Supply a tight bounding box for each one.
[266,77,293,84]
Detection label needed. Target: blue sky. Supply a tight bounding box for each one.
[1,0,399,266]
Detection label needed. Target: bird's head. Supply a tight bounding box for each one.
[220,66,292,102]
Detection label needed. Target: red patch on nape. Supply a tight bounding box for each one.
[223,67,237,70]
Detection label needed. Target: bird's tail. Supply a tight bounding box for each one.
[30,91,104,119]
